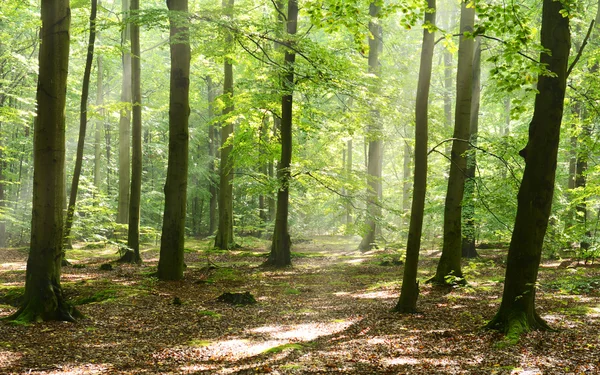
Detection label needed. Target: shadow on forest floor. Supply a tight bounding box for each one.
[1,235,599,374]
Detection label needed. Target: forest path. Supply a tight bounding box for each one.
[1,236,600,374]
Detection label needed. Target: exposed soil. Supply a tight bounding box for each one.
[1,236,599,374]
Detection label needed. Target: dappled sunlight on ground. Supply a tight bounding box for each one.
[351,290,397,299]
[249,320,356,341]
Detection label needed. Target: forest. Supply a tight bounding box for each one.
[1,0,600,373]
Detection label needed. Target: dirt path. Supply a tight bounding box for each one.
[1,236,599,374]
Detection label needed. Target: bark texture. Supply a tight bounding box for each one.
[157,0,190,281]
[123,0,142,264]
[64,0,97,247]
[358,2,383,252]
[395,0,435,313]
[214,0,236,250]
[266,0,298,267]
[7,0,81,323]
[486,0,570,337]
[430,1,474,285]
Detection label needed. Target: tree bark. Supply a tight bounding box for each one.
[485,0,570,337]
[395,0,435,313]
[358,1,383,252]
[117,0,132,225]
[346,138,353,227]
[6,0,81,323]
[206,76,218,235]
[157,0,190,281]
[430,1,474,285]
[94,53,104,195]
[461,36,481,259]
[122,0,142,264]
[266,0,298,267]
[64,0,98,248]
[214,0,236,250]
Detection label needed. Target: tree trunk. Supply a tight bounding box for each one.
[117,0,132,225]
[214,0,236,250]
[206,76,218,235]
[157,0,190,281]
[266,0,297,267]
[485,0,570,337]
[64,0,98,248]
[346,138,353,227]
[461,36,481,259]
[358,1,383,252]
[6,0,81,323]
[430,1,474,285]
[94,53,104,195]
[122,0,142,264]
[0,121,5,248]
[395,0,435,313]
[402,142,412,225]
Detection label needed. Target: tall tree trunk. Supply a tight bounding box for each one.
[0,120,5,248]
[346,138,353,227]
[158,0,190,281]
[206,76,218,235]
[94,53,104,195]
[259,114,269,224]
[6,0,81,323]
[64,0,98,248]
[214,0,236,250]
[461,36,481,259]
[394,0,436,313]
[358,1,383,251]
[430,1,474,285]
[266,0,298,267]
[485,0,570,337]
[117,0,132,224]
[123,0,142,263]
[402,142,412,225]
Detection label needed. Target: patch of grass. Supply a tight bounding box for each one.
[211,268,243,283]
[237,251,267,258]
[280,364,303,370]
[197,310,221,319]
[284,288,301,295]
[0,287,24,307]
[262,343,305,354]
[188,339,211,347]
[83,242,105,250]
[367,280,401,290]
[559,305,591,316]
[545,276,600,295]
[73,289,118,305]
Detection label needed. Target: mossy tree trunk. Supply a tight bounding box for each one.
[7,0,81,323]
[266,0,297,267]
[358,1,383,252]
[214,0,236,250]
[157,0,190,281]
[117,0,132,225]
[485,0,570,337]
[461,36,481,259]
[64,0,97,249]
[122,0,142,264]
[395,0,435,313]
[430,1,474,285]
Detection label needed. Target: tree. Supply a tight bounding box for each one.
[461,35,481,259]
[122,0,143,264]
[6,0,81,322]
[358,1,383,252]
[118,0,132,225]
[157,0,190,281]
[394,0,436,313]
[485,0,570,337]
[206,75,218,235]
[430,1,474,285]
[64,0,98,249]
[214,0,236,250]
[266,0,298,267]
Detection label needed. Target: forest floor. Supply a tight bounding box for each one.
[1,236,600,374]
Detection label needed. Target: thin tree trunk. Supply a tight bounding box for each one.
[94,54,104,195]
[395,0,436,313]
[358,1,383,252]
[123,0,142,264]
[214,0,236,250]
[117,0,132,224]
[346,138,353,227]
[266,0,298,267]
[64,0,98,249]
[0,120,5,248]
[7,0,81,322]
[157,0,190,281]
[485,0,570,336]
[430,1,474,285]
[461,35,481,259]
[206,76,217,235]
[402,142,412,224]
